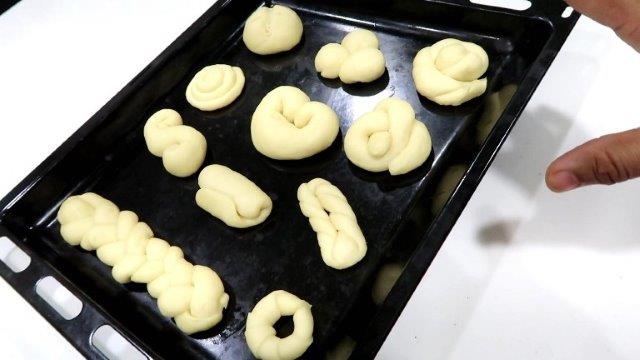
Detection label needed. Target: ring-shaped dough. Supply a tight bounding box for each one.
[251,86,339,160]
[245,290,313,360]
[344,98,432,175]
[297,178,367,269]
[196,164,272,228]
[143,109,207,177]
[186,64,245,111]
[314,29,386,84]
[412,38,489,106]
[243,5,303,55]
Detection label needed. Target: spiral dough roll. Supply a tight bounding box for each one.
[57,193,229,335]
[186,64,245,111]
[412,38,489,106]
[251,86,339,160]
[297,178,367,269]
[344,98,432,175]
[143,109,207,177]
[245,290,313,360]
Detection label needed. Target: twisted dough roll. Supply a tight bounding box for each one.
[315,29,386,84]
[196,164,272,228]
[186,64,245,111]
[57,193,229,335]
[412,38,489,106]
[297,178,367,269]
[143,109,207,177]
[243,5,303,55]
[251,86,339,160]
[344,98,431,175]
[245,290,313,360]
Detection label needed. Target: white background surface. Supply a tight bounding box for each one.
[0,1,639,359]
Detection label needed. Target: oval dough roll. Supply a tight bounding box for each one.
[251,86,339,160]
[196,164,272,228]
[243,5,303,55]
[412,38,489,106]
[344,98,432,175]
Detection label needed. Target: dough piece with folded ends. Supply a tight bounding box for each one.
[297,178,367,269]
[251,86,339,160]
[315,29,386,84]
[186,64,245,111]
[245,290,313,360]
[344,98,431,175]
[144,109,207,177]
[243,5,303,55]
[56,193,229,335]
[412,38,489,106]
[196,164,272,228]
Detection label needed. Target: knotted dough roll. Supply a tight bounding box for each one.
[344,98,431,175]
[251,86,339,160]
[186,64,245,111]
[297,178,367,269]
[315,29,386,84]
[243,5,303,55]
[412,38,489,106]
[144,109,207,177]
[245,290,313,360]
[57,193,229,335]
[196,164,272,228]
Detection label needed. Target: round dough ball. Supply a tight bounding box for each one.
[339,48,385,84]
[341,29,379,52]
[243,5,303,55]
[412,38,489,106]
[314,43,349,79]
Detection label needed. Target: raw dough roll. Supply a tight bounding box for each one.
[243,5,303,55]
[251,86,339,160]
[344,98,432,175]
[186,64,245,111]
[143,109,207,177]
[57,193,229,335]
[412,38,489,106]
[297,178,367,269]
[315,29,386,84]
[245,290,313,360]
[196,164,272,228]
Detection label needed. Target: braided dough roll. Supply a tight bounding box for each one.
[412,38,489,106]
[251,86,339,160]
[196,164,272,228]
[315,29,386,84]
[245,290,313,360]
[57,193,229,335]
[144,109,207,177]
[186,64,245,111]
[243,5,303,55]
[297,178,367,269]
[344,98,431,175]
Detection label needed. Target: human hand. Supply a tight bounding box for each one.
[545,0,640,192]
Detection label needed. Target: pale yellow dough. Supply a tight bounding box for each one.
[186,64,245,111]
[412,38,489,106]
[143,109,207,177]
[314,29,386,84]
[251,86,339,160]
[196,164,272,228]
[57,193,229,335]
[245,290,313,360]
[297,178,367,269]
[344,98,432,175]
[243,5,303,55]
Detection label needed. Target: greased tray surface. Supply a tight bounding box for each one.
[0,0,578,358]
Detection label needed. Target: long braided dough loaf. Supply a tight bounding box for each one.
[297,178,367,269]
[57,193,229,334]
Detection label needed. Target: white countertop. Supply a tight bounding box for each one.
[1,1,639,359]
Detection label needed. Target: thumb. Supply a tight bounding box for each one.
[546,128,640,192]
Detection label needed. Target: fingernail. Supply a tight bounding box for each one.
[549,171,580,192]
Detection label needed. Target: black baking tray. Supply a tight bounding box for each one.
[0,0,578,358]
